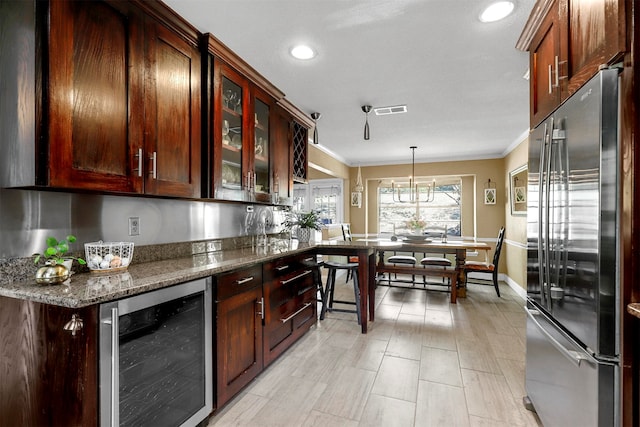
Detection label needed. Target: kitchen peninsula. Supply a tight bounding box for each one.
[0,237,381,426]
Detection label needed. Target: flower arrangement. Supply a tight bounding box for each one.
[406,215,427,232]
[33,235,87,266]
[282,210,323,231]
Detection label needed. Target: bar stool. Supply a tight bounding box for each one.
[321,260,361,324]
[299,253,326,319]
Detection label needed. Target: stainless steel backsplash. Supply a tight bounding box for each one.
[0,188,288,259]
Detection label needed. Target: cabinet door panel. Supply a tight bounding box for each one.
[144,22,201,198]
[272,106,293,205]
[216,286,263,407]
[530,3,561,127]
[564,0,625,97]
[48,0,144,192]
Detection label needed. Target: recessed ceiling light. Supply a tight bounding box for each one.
[290,45,316,60]
[479,1,515,23]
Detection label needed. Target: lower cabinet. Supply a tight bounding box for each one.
[263,253,318,366]
[214,253,318,409]
[215,264,264,408]
[0,296,99,427]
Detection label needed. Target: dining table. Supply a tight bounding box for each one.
[315,237,492,334]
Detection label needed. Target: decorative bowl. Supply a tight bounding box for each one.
[85,241,134,273]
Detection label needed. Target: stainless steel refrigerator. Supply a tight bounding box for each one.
[525,68,620,427]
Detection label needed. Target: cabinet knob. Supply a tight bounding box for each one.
[63,314,83,336]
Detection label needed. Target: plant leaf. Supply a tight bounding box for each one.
[46,237,58,248]
[45,247,57,257]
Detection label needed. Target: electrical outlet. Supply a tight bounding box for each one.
[128,217,140,236]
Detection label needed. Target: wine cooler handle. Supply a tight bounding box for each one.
[110,307,119,427]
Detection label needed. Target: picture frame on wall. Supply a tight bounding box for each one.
[484,188,496,205]
[509,164,528,216]
[351,192,362,208]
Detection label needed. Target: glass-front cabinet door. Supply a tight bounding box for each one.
[218,70,247,200]
[252,90,271,203]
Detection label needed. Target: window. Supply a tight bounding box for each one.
[378,181,461,236]
[293,179,343,224]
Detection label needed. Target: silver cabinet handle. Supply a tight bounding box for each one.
[303,257,315,262]
[149,151,157,179]
[554,55,559,88]
[134,148,143,177]
[281,302,312,323]
[548,64,553,94]
[280,269,312,285]
[235,276,254,285]
[275,265,290,271]
[257,297,264,320]
[525,307,591,367]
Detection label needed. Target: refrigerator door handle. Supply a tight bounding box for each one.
[526,307,592,367]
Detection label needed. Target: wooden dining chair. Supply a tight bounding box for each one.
[463,226,505,297]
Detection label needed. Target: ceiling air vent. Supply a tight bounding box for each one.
[374,105,407,116]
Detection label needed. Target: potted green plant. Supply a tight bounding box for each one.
[33,235,86,284]
[282,210,323,243]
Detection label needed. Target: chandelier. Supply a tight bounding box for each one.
[391,146,436,203]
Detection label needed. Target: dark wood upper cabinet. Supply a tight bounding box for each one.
[203,33,312,205]
[47,0,145,193]
[271,105,294,205]
[562,0,626,96]
[518,0,626,127]
[143,18,201,198]
[42,0,200,197]
[528,1,562,127]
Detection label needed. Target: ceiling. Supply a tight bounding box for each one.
[164,0,535,167]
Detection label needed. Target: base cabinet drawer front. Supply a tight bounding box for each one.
[263,258,317,366]
[216,264,262,301]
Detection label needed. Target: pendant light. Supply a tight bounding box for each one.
[391,146,436,203]
[361,105,372,140]
[311,112,321,144]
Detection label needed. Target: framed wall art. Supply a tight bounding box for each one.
[509,164,528,216]
[351,191,362,208]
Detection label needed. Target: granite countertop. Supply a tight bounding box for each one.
[627,303,640,319]
[0,240,319,308]
[0,237,476,308]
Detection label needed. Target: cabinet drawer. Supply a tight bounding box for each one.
[263,252,318,282]
[216,264,262,300]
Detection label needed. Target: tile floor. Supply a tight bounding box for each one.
[208,275,543,426]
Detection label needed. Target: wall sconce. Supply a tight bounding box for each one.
[361,105,372,140]
[311,112,321,144]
